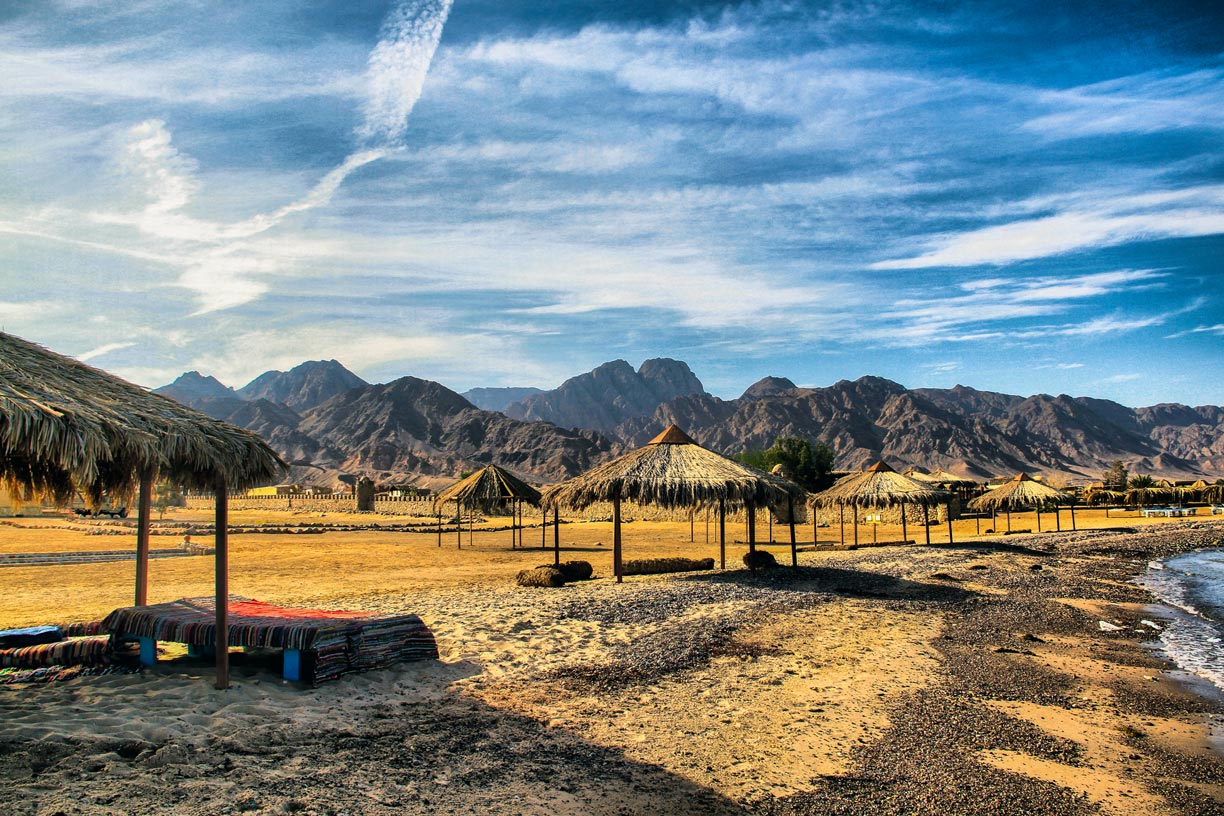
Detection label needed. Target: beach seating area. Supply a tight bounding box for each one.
[1139,506,1199,518]
[102,596,438,685]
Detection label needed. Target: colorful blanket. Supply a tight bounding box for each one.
[0,636,113,669]
[102,596,438,685]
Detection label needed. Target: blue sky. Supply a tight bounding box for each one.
[1,0,1222,407]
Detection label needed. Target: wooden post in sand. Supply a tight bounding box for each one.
[705,506,710,545]
[214,478,230,691]
[839,505,845,546]
[437,510,442,548]
[946,500,954,544]
[852,500,859,547]
[788,496,797,568]
[1005,508,1011,533]
[901,498,908,545]
[922,504,931,545]
[690,510,695,543]
[135,472,153,606]
[719,499,726,570]
[1036,504,1042,532]
[469,505,475,548]
[813,507,819,547]
[613,493,623,583]
[553,507,560,555]
[747,500,757,572]
[455,500,462,549]
[1055,505,1061,532]
[1070,500,1077,531]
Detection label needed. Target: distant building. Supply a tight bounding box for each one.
[246,484,305,497]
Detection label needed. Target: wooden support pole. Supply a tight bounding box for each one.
[554,507,560,556]
[813,506,819,547]
[947,500,954,544]
[901,498,908,545]
[135,472,153,607]
[437,510,442,548]
[788,496,797,568]
[839,505,845,546]
[456,500,462,549]
[747,501,757,573]
[690,510,695,543]
[1037,505,1042,532]
[719,499,726,570]
[613,494,623,583]
[852,501,859,547]
[923,504,931,546]
[1055,505,1061,532]
[541,507,547,549]
[214,479,230,691]
[1006,507,1011,533]
[1071,501,1077,531]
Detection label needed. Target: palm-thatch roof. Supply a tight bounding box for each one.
[924,468,978,487]
[434,465,541,510]
[967,473,1070,513]
[809,461,949,509]
[541,425,806,512]
[1,332,285,504]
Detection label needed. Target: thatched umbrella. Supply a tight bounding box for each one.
[432,465,541,552]
[809,461,951,546]
[541,425,808,581]
[0,331,285,688]
[967,473,1072,533]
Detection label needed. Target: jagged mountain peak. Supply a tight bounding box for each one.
[237,359,367,412]
[742,376,797,399]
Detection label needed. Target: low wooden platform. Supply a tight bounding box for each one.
[102,596,438,685]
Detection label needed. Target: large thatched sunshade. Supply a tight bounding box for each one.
[433,465,541,550]
[967,473,1073,533]
[541,425,808,580]
[0,332,286,688]
[810,461,951,546]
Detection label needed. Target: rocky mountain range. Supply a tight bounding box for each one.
[153,362,612,488]
[153,358,1224,488]
[504,358,705,433]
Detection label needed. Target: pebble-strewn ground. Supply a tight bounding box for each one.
[2,521,1223,815]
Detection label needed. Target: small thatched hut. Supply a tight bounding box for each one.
[967,473,1073,533]
[541,425,808,580]
[0,331,286,688]
[433,465,541,550]
[809,461,951,546]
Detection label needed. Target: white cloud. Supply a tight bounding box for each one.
[874,186,1224,269]
[358,0,454,145]
[77,341,136,362]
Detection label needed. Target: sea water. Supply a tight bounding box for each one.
[1137,548,1224,691]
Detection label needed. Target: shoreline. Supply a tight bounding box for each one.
[2,519,1223,814]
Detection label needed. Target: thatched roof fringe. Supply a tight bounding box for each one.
[809,460,949,509]
[1,332,285,502]
[434,465,542,510]
[967,473,1070,512]
[541,426,806,512]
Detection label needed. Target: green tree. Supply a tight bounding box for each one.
[154,480,184,520]
[1103,460,1129,491]
[1128,474,1156,489]
[738,437,836,493]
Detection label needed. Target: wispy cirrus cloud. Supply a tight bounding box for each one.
[873,186,1224,269]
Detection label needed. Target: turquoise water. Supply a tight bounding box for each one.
[1137,548,1224,691]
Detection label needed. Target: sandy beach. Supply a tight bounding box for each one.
[2,511,1223,815]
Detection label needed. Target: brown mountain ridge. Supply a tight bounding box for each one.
[154,360,1222,487]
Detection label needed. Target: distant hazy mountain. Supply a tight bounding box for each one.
[504,358,705,433]
[152,371,236,408]
[295,376,612,481]
[617,375,1217,480]
[461,386,544,413]
[237,360,367,412]
[156,357,1223,485]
